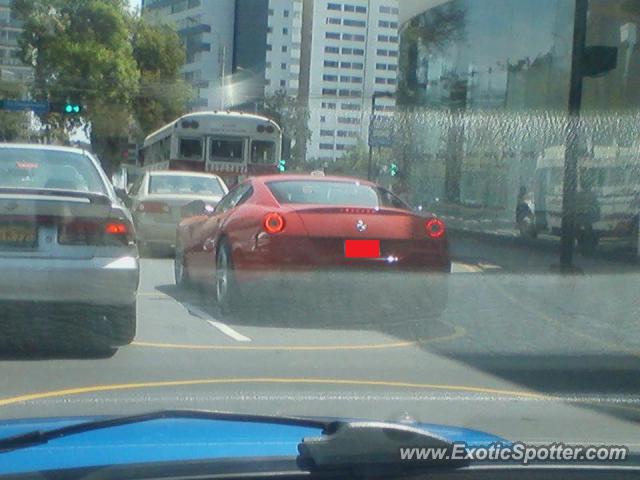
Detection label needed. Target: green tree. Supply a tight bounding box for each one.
[263,90,310,169]
[130,18,191,138]
[0,80,29,142]
[13,0,189,170]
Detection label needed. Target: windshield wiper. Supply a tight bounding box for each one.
[297,421,469,475]
[0,409,331,454]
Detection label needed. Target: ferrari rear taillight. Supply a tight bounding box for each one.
[137,201,170,214]
[425,218,446,239]
[264,212,285,234]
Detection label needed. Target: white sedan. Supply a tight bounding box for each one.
[0,143,139,352]
[128,171,228,255]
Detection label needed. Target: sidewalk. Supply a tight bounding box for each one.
[432,208,639,269]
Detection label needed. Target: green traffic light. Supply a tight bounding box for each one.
[390,163,399,177]
[63,103,82,114]
[278,159,287,173]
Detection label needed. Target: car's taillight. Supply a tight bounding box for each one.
[58,218,134,246]
[263,212,285,234]
[137,201,170,214]
[58,220,100,245]
[425,218,446,239]
[103,219,134,246]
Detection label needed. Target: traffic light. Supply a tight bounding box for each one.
[278,159,287,173]
[390,162,399,177]
[58,102,82,115]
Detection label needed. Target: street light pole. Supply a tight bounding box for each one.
[220,43,226,110]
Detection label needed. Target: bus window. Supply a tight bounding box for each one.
[179,138,203,160]
[210,138,244,163]
[251,141,276,164]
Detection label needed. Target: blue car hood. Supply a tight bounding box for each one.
[0,415,506,475]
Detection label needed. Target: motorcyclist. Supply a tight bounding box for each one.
[515,186,536,237]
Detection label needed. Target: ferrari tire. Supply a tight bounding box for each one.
[174,240,190,288]
[215,240,242,315]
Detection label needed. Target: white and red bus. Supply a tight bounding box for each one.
[140,111,283,187]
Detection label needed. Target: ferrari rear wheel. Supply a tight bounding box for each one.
[174,239,190,287]
[215,240,241,314]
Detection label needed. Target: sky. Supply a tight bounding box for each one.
[128,0,140,11]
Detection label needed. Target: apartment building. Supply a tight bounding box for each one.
[264,0,304,97]
[305,0,399,161]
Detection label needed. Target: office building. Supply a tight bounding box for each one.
[142,0,236,110]
[305,0,399,161]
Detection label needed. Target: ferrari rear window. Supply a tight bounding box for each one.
[268,180,385,207]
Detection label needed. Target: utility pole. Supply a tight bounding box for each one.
[559,0,589,269]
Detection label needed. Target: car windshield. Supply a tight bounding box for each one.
[267,180,408,209]
[3,0,640,475]
[149,175,225,195]
[0,148,106,194]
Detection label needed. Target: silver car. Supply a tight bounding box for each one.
[0,144,139,350]
[129,171,228,254]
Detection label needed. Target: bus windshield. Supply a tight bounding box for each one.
[210,138,244,163]
[251,141,276,164]
[178,138,203,160]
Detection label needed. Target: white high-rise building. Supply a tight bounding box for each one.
[0,0,31,83]
[141,0,399,162]
[265,0,303,97]
[304,0,399,161]
[142,0,236,111]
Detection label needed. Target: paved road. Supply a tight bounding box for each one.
[1,235,639,447]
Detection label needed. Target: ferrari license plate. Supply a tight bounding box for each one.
[0,224,37,248]
[345,239,380,259]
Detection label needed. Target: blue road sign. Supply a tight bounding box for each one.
[0,100,50,114]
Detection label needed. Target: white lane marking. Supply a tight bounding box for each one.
[182,302,252,343]
[207,320,252,343]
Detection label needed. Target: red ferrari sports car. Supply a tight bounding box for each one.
[175,174,450,313]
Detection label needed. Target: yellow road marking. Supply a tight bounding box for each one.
[463,264,483,273]
[131,326,466,351]
[0,377,548,408]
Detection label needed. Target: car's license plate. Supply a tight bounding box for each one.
[345,240,380,259]
[0,224,37,248]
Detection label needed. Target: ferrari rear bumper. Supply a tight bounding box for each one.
[234,235,451,275]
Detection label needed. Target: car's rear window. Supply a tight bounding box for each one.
[267,180,409,209]
[0,148,106,194]
[149,175,226,195]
